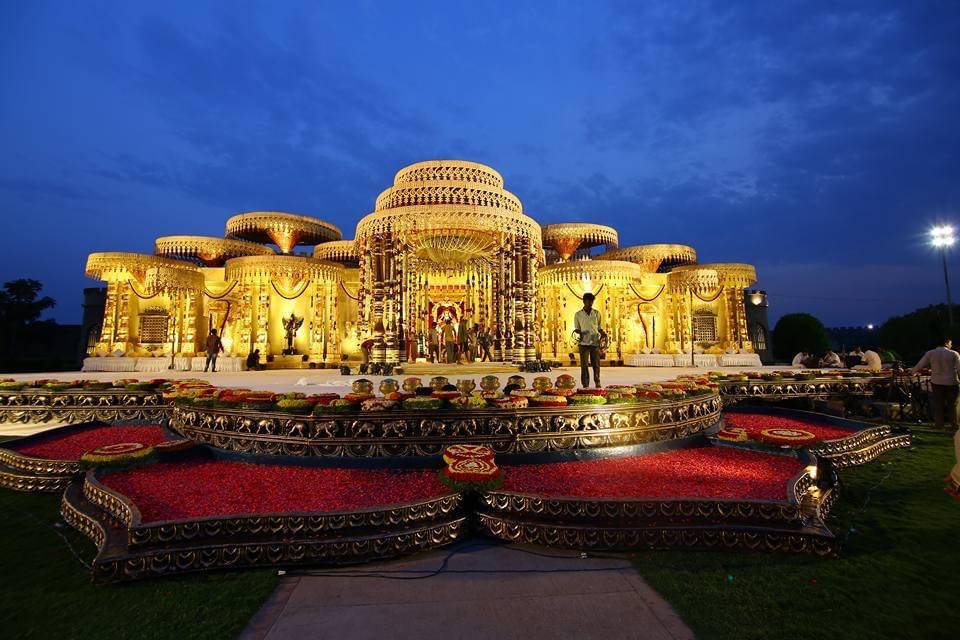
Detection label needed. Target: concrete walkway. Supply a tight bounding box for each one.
[238,542,694,640]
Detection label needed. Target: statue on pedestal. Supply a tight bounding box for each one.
[282,313,303,355]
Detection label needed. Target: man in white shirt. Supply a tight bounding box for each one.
[855,348,883,372]
[792,351,809,368]
[913,338,960,498]
[912,337,960,430]
[573,293,605,388]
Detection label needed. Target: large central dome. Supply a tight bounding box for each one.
[356,160,541,268]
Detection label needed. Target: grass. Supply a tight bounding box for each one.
[0,488,278,640]
[1,431,957,639]
[632,429,960,640]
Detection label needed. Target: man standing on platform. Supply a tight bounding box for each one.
[442,319,458,364]
[427,326,439,363]
[457,315,470,363]
[574,293,605,388]
[204,328,224,373]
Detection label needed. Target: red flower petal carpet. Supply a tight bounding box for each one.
[100,461,449,522]
[723,412,857,443]
[500,447,804,501]
[11,425,167,460]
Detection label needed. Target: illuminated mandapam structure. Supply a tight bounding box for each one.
[84,160,762,367]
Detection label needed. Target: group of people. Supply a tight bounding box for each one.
[791,346,883,371]
[428,319,494,364]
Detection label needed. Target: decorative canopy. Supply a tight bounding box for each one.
[223,255,344,285]
[601,244,698,273]
[668,267,721,295]
[85,252,204,290]
[538,259,645,286]
[674,263,757,288]
[399,215,504,268]
[226,212,342,254]
[312,240,359,267]
[541,223,619,261]
[154,235,274,267]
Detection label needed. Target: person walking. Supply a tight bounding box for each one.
[468,324,479,362]
[479,326,492,362]
[441,319,458,364]
[573,293,605,388]
[427,326,440,363]
[913,337,960,500]
[457,315,470,363]
[204,328,224,372]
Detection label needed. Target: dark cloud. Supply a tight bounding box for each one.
[1,0,958,328]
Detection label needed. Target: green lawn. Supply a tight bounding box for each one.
[632,430,960,640]
[0,488,278,640]
[1,432,957,639]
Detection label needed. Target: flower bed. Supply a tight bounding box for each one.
[499,447,804,501]
[9,425,167,461]
[99,460,449,522]
[722,412,857,445]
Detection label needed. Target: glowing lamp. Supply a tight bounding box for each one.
[930,225,955,248]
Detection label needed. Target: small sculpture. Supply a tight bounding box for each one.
[283,313,304,354]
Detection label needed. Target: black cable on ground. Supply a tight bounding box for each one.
[287,541,634,580]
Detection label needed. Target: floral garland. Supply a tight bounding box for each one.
[758,428,818,446]
[439,444,503,493]
[716,427,748,442]
[80,442,155,469]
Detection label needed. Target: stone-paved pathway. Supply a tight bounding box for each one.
[238,542,694,640]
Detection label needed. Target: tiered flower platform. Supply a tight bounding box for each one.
[0,379,167,424]
[61,457,465,583]
[0,374,914,583]
[719,408,911,468]
[0,423,167,492]
[479,446,836,555]
[715,370,888,403]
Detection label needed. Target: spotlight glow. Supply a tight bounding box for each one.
[930,225,956,248]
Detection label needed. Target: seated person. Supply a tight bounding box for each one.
[802,354,821,368]
[845,346,864,368]
[791,351,809,368]
[855,348,883,371]
[820,350,843,368]
[245,349,262,371]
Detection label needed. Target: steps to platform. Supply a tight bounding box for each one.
[264,355,316,370]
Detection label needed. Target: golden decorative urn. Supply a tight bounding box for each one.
[480,375,501,393]
[532,376,553,393]
[555,374,577,395]
[507,375,526,389]
[352,378,374,395]
[402,377,421,393]
[379,378,399,396]
[430,376,449,391]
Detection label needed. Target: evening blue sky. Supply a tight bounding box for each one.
[1,0,959,326]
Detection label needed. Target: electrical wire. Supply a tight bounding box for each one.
[288,541,633,580]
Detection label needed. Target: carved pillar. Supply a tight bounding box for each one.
[114,283,131,348]
[97,280,120,351]
[255,284,270,356]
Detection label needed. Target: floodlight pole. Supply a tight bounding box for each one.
[942,247,954,327]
